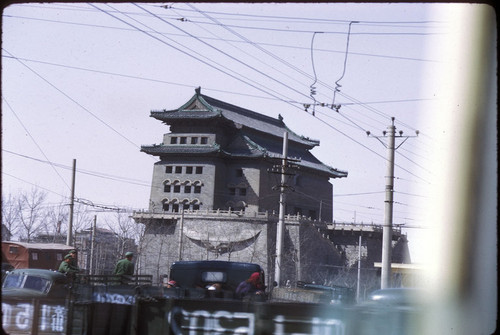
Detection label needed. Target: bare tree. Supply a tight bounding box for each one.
[17,188,47,242]
[41,199,69,242]
[130,221,146,274]
[105,211,137,259]
[2,194,20,240]
[72,201,94,232]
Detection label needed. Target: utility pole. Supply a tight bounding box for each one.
[267,132,301,287]
[90,215,96,275]
[357,234,362,302]
[367,117,418,289]
[66,159,76,246]
[178,209,184,261]
[275,131,288,288]
[381,120,396,289]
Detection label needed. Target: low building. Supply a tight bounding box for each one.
[1,241,73,270]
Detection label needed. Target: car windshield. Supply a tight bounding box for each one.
[3,273,51,293]
[3,274,23,288]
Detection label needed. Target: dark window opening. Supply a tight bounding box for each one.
[191,137,198,144]
[163,203,170,211]
[194,186,202,193]
[184,185,191,193]
[186,166,193,174]
[172,204,179,212]
[164,185,171,192]
[175,166,182,174]
[180,137,187,144]
[195,166,203,174]
[200,137,208,144]
[229,188,236,196]
[239,188,247,196]
[173,185,181,193]
[170,137,177,144]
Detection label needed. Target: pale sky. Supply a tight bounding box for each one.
[1,2,496,264]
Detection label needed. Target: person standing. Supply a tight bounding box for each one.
[68,249,80,272]
[114,252,135,276]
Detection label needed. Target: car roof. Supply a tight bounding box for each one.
[5,268,67,281]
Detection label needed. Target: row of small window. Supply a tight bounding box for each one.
[166,166,203,174]
[164,185,202,193]
[162,203,200,212]
[170,136,208,145]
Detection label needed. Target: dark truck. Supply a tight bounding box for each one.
[167,260,265,299]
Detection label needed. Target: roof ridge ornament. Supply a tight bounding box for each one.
[195,86,201,95]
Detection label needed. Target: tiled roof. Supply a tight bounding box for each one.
[151,89,319,148]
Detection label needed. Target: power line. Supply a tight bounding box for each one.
[167,4,443,27]
[88,3,303,111]
[131,3,313,102]
[3,14,441,63]
[3,149,151,187]
[2,97,71,192]
[2,49,141,151]
[332,21,358,108]
[185,3,318,103]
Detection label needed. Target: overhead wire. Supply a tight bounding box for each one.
[166,4,443,27]
[89,3,303,109]
[2,49,142,151]
[4,14,440,64]
[332,21,358,108]
[130,3,314,102]
[184,3,319,105]
[309,32,323,116]
[3,149,152,187]
[2,97,71,192]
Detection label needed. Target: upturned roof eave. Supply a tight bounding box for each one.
[150,89,221,121]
